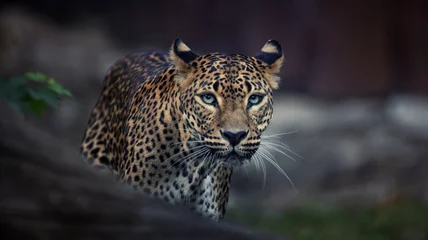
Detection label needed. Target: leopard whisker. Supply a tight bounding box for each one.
[164,144,206,164]
[263,139,291,149]
[258,147,297,192]
[253,153,261,176]
[259,147,278,164]
[260,154,267,190]
[261,141,303,160]
[251,153,266,189]
[177,147,209,163]
[176,152,210,172]
[169,148,210,170]
[242,164,250,178]
[261,130,300,139]
[169,141,205,146]
[186,150,212,173]
[199,151,211,169]
[262,144,297,162]
[185,149,210,165]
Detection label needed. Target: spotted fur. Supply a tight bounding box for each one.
[80,38,284,220]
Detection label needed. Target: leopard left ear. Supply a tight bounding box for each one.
[170,38,199,72]
[255,40,284,89]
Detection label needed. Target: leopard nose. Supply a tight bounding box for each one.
[220,130,248,146]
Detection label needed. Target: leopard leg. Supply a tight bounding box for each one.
[80,101,116,177]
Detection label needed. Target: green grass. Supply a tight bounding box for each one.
[226,202,428,240]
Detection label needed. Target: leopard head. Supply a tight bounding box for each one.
[170,38,284,166]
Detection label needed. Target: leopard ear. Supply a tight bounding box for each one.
[170,38,199,72]
[255,40,284,89]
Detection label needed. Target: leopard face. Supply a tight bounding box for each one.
[172,39,284,167]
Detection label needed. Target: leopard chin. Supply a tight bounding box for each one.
[217,151,251,167]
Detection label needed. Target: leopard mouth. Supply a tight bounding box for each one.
[203,140,254,166]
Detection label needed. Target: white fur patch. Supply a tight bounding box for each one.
[261,43,278,53]
[177,42,191,52]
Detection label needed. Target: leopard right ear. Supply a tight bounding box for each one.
[254,40,284,89]
[170,38,199,72]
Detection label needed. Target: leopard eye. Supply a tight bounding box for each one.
[200,93,218,106]
[247,94,264,108]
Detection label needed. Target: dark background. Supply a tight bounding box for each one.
[2,0,428,97]
[1,0,427,239]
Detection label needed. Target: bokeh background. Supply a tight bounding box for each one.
[1,0,427,239]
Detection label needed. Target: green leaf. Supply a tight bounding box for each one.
[27,88,42,100]
[61,88,73,97]
[37,88,59,108]
[5,84,27,101]
[47,82,72,96]
[1,73,72,117]
[9,76,28,86]
[47,78,56,85]
[31,87,60,108]
[0,76,28,101]
[47,82,62,93]
[27,99,48,117]
[25,72,48,83]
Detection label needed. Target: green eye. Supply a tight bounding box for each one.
[248,94,264,108]
[200,94,217,106]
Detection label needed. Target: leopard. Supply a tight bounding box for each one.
[80,38,284,221]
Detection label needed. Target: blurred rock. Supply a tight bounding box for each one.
[386,95,428,138]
